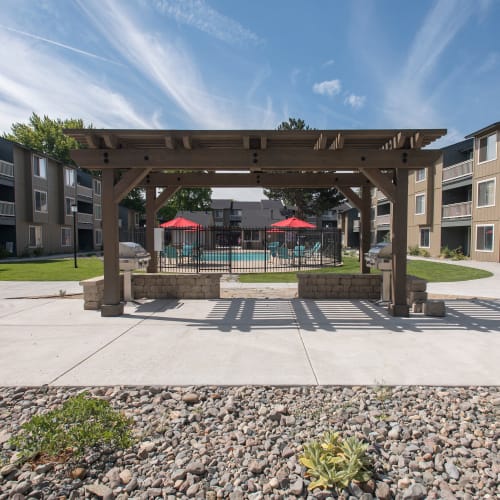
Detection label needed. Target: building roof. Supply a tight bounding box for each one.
[465,122,500,139]
[210,199,232,209]
[175,211,213,226]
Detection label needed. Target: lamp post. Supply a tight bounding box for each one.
[71,204,78,268]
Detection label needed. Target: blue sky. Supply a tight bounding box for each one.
[0,0,499,200]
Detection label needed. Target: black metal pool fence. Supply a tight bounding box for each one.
[155,226,342,273]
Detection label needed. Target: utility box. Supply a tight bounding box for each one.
[376,243,392,303]
[154,228,164,252]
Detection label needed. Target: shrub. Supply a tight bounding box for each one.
[419,248,430,257]
[0,247,12,259]
[33,247,44,257]
[9,392,133,463]
[440,246,452,258]
[408,245,420,256]
[299,431,372,491]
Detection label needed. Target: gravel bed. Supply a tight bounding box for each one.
[0,386,498,499]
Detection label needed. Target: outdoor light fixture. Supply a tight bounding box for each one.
[71,204,78,268]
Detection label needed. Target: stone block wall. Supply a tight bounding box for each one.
[297,273,382,299]
[80,274,221,310]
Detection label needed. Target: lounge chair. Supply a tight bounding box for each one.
[277,245,292,264]
[304,242,321,258]
[293,245,305,258]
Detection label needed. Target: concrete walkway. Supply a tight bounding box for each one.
[0,258,499,387]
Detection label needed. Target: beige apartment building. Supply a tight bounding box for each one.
[373,121,500,263]
[0,137,107,257]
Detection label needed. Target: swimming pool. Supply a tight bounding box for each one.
[202,251,268,262]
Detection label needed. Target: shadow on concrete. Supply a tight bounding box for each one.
[119,298,500,334]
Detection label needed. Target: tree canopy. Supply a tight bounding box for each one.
[157,188,212,221]
[3,113,89,164]
[264,118,344,219]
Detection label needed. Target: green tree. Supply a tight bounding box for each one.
[157,188,212,221]
[264,118,344,218]
[3,113,90,164]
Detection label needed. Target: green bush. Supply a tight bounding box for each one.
[408,245,420,256]
[10,392,133,462]
[299,431,372,491]
[419,248,430,257]
[0,247,12,259]
[33,247,44,257]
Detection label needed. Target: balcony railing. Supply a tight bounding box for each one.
[77,184,93,199]
[442,159,473,182]
[0,160,14,178]
[77,212,93,224]
[375,214,391,226]
[442,201,472,219]
[0,201,15,216]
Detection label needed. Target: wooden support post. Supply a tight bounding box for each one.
[360,185,372,274]
[101,169,123,316]
[145,187,157,273]
[389,168,409,317]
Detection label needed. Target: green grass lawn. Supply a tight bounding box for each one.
[0,255,492,283]
[0,257,104,281]
[238,256,492,283]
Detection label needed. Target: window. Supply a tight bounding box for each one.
[214,210,223,218]
[415,194,425,215]
[29,226,42,247]
[93,179,101,195]
[420,228,430,248]
[134,213,141,227]
[243,230,259,241]
[33,155,47,178]
[478,133,497,163]
[61,227,72,247]
[477,178,496,208]
[95,229,103,246]
[476,225,494,252]
[94,204,102,220]
[65,197,75,216]
[415,168,426,182]
[34,190,48,213]
[64,168,76,187]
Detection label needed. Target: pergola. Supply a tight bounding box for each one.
[66,128,446,317]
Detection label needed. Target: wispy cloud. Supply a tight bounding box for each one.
[0,24,122,66]
[477,52,498,75]
[153,0,262,45]
[313,79,341,96]
[384,0,477,126]
[77,0,275,128]
[0,30,155,133]
[344,94,366,109]
[322,59,335,67]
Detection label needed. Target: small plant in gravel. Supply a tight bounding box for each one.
[299,431,372,491]
[9,392,133,463]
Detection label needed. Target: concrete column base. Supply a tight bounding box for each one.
[101,302,125,317]
[388,303,410,317]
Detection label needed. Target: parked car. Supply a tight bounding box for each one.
[364,242,391,267]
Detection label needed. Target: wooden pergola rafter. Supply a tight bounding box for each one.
[65,128,446,317]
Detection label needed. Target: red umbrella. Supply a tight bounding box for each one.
[271,216,316,229]
[160,216,201,228]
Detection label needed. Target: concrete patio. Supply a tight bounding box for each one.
[1,292,499,387]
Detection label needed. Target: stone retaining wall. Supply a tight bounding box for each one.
[80,274,221,310]
[297,273,382,299]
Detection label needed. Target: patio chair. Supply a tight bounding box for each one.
[293,245,305,258]
[277,245,292,264]
[162,245,178,264]
[268,241,281,258]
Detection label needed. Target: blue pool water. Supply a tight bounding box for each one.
[203,251,267,262]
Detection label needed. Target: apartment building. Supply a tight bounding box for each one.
[0,137,106,257]
[374,121,499,262]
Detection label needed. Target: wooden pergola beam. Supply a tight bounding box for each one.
[103,134,118,149]
[140,172,371,188]
[182,136,192,150]
[329,133,344,150]
[334,187,362,210]
[70,148,442,171]
[359,168,396,203]
[165,136,175,149]
[314,133,327,150]
[154,186,180,212]
[113,167,152,203]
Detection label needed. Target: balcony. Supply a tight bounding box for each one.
[77,184,93,199]
[0,160,14,178]
[77,212,93,224]
[375,214,391,226]
[0,201,15,216]
[442,159,473,183]
[442,201,472,219]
